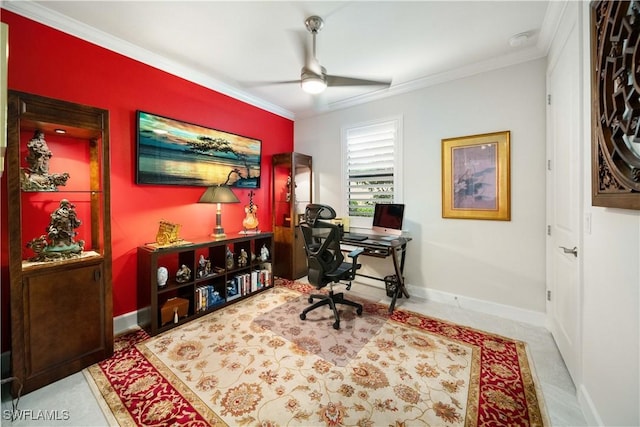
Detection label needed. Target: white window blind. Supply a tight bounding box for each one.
[344,119,400,218]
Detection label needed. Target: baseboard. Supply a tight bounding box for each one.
[113,306,150,336]
[406,283,547,327]
[577,383,603,426]
[351,278,547,327]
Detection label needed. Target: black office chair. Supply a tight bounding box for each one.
[298,204,364,330]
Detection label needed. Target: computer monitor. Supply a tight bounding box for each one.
[372,203,405,236]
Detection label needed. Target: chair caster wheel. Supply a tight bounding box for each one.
[308,297,314,303]
[356,307,363,316]
[333,321,340,330]
[300,313,306,320]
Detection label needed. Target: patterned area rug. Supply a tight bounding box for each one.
[253,294,385,367]
[85,279,548,426]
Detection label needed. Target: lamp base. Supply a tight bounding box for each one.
[211,226,226,239]
[239,229,260,235]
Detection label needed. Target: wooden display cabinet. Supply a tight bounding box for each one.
[137,233,273,336]
[272,152,312,279]
[6,91,113,395]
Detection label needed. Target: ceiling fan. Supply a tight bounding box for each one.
[282,16,392,95]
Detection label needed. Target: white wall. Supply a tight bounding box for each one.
[576,3,640,425]
[295,58,548,317]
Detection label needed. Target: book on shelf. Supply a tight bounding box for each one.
[195,285,224,312]
[225,268,272,300]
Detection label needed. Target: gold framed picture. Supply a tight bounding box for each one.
[441,131,511,221]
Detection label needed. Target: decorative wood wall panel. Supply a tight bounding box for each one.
[591,1,640,209]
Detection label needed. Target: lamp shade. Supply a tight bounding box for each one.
[198,185,239,238]
[198,185,240,204]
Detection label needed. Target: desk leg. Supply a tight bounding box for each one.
[389,243,409,313]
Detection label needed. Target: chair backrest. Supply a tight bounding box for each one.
[299,204,345,287]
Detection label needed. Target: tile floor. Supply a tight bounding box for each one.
[1,282,588,426]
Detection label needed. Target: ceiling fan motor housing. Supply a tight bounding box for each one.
[301,64,326,80]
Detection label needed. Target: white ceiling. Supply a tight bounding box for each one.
[4,1,559,119]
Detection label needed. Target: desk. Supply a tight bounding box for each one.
[341,235,411,313]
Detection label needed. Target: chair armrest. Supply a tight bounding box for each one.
[345,247,364,280]
[348,247,364,259]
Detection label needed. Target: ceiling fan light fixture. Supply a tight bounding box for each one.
[301,65,327,94]
[301,77,327,94]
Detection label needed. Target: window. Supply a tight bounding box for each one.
[342,117,402,227]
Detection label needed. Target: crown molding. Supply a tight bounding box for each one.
[2,0,295,120]
[314,46,547,117]
[537,0,568,55]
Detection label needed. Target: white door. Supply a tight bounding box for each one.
[546,2,583,384]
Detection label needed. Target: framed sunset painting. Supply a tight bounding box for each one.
[136,111,261,188]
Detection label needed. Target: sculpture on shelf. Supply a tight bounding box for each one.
[226,246,235,269]
[176,264,191,283]
[157,266,169,287]
[156,220,182,246]
[260,244,270,262]
[20,130,70,192]
[26,199,84,262]
[197,255,212,278]
[238,249,248,267]
[242,190,259,233]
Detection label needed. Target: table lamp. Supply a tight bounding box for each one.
[198,185,239,238]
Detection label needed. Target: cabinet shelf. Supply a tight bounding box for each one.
[138,232,274,336]
[21,251,102,272]
[21,189,104,194]
[193,272,224,284]
[157,280,195,294]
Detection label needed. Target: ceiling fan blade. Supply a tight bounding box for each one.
[326,75,391,87]
[269,80,302,85]
[243,80,301,88]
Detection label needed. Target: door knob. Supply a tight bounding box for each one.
[559,246,578,257]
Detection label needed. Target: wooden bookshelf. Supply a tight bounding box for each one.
[137,232,273,336]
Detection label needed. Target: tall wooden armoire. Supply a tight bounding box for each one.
[272,152,312,279]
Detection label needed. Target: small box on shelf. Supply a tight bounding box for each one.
[161,297,189,326]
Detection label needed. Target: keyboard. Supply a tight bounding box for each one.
[342,233,368,242]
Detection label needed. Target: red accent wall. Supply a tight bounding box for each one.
[0,11,293,352]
